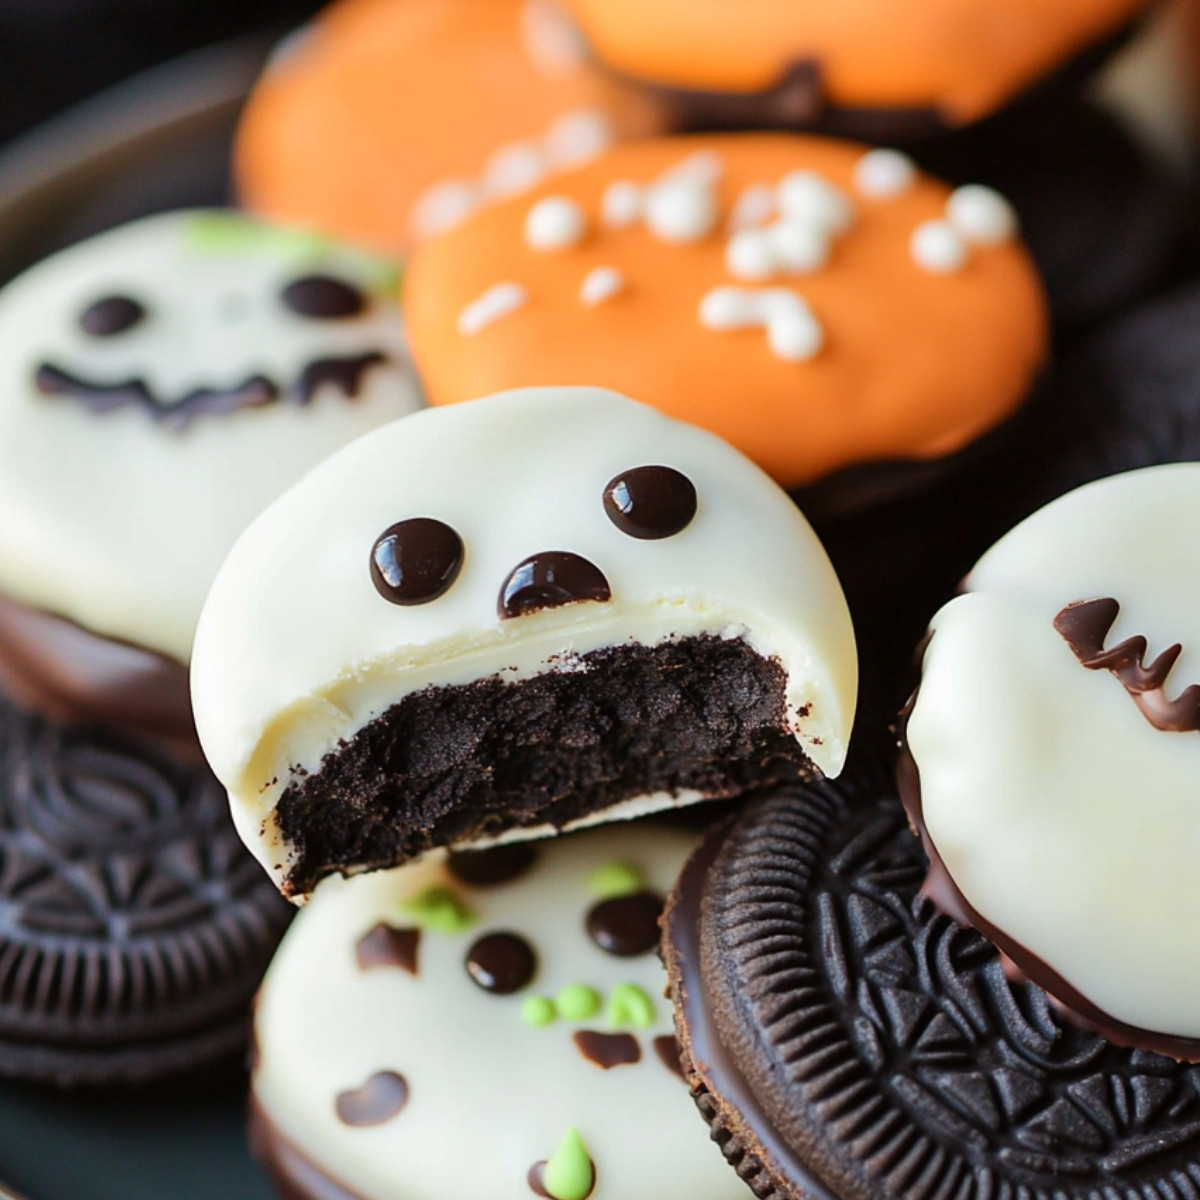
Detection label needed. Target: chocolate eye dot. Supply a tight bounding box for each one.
[603,465,697,540]
[79,294,146,337]
[281,274,366,319]
[371,518,464,606]
[465,932,537,994]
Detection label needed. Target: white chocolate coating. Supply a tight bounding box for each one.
[192,387,857,890]
[908,464,1200,1038]
[0,210,422,664]
[253,822,748,1200]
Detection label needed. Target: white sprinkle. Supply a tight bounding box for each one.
[482,142,547,198]
[854,149,917,199]
[458,282,528,336]
[728,183,776,231]
[644,176,719,244]
[663,150,725,187]
[764,294,824,362]
[698,286,823,362]
[410,179,479,238]
[768,221,830,274]
[726,230,777,281]
[544,109,614,167]
[602,180,643,228]
[777,171,854,235]
[911,220,969,274]
[946,185,1018,246]
[699,287,755,329]
[524,196,588,251]
[579,266,626,306]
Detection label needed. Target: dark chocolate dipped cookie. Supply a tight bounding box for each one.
[913,97,1193,336]
[664,757,1200,1200]
[0,697,291,1087]
[1029,280,1200,509]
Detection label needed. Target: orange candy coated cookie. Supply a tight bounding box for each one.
[235,0,669,255]
[404,135,1049,491]
[558,0,1150,125]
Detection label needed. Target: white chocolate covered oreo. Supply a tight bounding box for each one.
[192,387,857,898]
[906,464,1200,1048]
[251,822,746,1200]
[0,209,421,672]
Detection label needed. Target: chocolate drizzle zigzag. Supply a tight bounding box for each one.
[671,763,1200,1200]
[1055,598,1200,733]
[0,698,290,1049]
[35,350,388,432]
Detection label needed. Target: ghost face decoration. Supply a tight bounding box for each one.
[906,463,1200,1047]
[191,387,858,894]
[0,209,422,668]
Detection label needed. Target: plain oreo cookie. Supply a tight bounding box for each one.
[0,696,291,1087]
[664,757,1200,1200]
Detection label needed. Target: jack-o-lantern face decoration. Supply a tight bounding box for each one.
[0,210,424,679]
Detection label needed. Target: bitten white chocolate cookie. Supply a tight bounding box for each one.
[905,463,1200,1052]
[0,210,422,746]
[192,387,857,898]
[251,822,746,1200]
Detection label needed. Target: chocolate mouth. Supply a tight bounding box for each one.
[272,634,813,898]
[35,350,389,431]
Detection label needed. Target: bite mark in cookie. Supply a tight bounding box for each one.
[193,387,856,898]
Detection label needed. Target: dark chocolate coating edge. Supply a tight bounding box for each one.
[664,820,828,1200]
[896,728,1200,1062]
[0,589,198,757]
[611,21,1135,143]
[249,1094,370,1200]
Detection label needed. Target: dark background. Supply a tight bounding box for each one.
[0,0,323,148]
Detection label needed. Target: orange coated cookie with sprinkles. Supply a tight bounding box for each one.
[404,135,1049,500]
[234,0,670,256]
[554,0,1151,135]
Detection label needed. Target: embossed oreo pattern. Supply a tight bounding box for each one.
[0,697,291,1084]
[673,763,1200,1200]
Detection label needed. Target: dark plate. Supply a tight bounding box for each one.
[0,35,279,1200]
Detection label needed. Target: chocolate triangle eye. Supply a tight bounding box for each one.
[371,518,464,605]
[603,465,697,539]
[281,275,366,319]
[79,295,146,337]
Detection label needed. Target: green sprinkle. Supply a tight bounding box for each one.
[607,982,655,1030]
[543,1128,595,1200]
[587,861,644,900]
[522,996,557,1027]
[555,984,602,1022]
[397,885,477,934]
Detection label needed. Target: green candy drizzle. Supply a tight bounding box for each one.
[542,1128,595,1200]
[397,885,477,934]
[586,861,644,900]
[606,983,655,1030]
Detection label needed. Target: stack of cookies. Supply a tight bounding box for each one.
[2,1,1200,1198]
